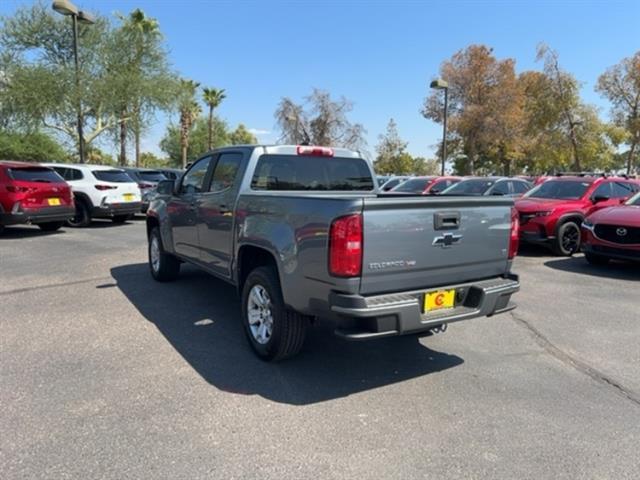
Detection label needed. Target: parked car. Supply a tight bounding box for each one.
[0,161,75,234]
[441,177,532,197]
[376,175,391,187]
[390,176,461,195]
[581,191,640,264]
[515,175,640,255]
[121,167,168,213]
[379,176,409,191]
[43,163,142,227]
[146,145,520,361]
[157,168,183,181]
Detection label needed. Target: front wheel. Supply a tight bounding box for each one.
[38,221,64,232]
[148,227,180,281]
[552,221,581,256]
[241,266,308,361]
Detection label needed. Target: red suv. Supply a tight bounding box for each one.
[0,161,75,234]
[515,175,640,255]
[581,191,640,264]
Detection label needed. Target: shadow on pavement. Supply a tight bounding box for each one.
[111,263,464,405]
[544,256,640,281]
[516,243,554,258]
[0,225,66,238]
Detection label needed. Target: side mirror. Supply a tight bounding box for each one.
[157,179,175,195]
[592,195,609,204]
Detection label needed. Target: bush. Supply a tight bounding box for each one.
[0,131,68,162]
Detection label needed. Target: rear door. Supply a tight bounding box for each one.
[168,156,214,261]
[359,197,513,295]
[195,151,245,277]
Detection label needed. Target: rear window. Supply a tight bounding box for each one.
[525,180,590,200]
[92,170,134,183]
[251,155,374,191]
[139,171,167,182]
[443,179,494,195]
[8,168,64,183]
[392,178,433,193]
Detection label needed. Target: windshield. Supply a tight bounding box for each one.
[251,155,374,191]
[627,192,640,206]
[442,179,494,195]
[92,170,134,183]
[525,180,590,200]
[392,178,433,193]
[139,171,167,182]
[8,167,64,183]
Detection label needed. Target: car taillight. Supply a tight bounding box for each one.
[329,214,363,277]
[138,183,154,189]
[95,184,116,190]
[6,185,35,193]
[297,145,334,157]
[508,207,519,260]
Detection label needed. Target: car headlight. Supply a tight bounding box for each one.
[534,211,551,217]
[582,218,594,228]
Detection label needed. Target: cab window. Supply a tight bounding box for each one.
[210,153,242,192]
[181,156,212,194]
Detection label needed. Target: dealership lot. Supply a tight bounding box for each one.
[1,220,639,479]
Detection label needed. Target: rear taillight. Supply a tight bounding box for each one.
[329,214,363,277]
[138,183,154,189]
[297,145,334,157]
[6,185,35,193]
[508,207,519,259]
[95,184,116,191]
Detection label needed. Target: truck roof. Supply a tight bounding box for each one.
[207,144,364,159]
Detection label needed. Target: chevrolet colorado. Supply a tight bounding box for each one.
[146,145,520,361]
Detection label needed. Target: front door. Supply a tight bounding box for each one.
[196,152,244,278]
[168,156,213,261]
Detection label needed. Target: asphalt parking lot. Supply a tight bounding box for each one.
[1,220,639,479]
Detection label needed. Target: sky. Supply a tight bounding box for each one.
[1,0,639,160]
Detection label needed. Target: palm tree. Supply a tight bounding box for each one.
[202,87,226,150]
[178,79,201,168]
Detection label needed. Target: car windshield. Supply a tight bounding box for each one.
[251,155,374,191]
[525,180,591,200]
[92,170,134,183]
[139,171,167,182]
[8,167,64,183]
[627,192,640,205]
[442,179,495,195]
[392,178,433,193]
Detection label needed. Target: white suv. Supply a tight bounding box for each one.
[43,164,142,227]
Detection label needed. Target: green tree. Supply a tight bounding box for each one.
[274,88,366,150]
[0,130,67,162]
[160,116,228,166]
[596,51,640,174]
[0,4,123,158]
[373,119,433,175]
[139,151,170,168]
[202,87,226,150]
[229,124,258,145]
[176,79,201,168]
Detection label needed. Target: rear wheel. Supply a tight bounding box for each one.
[38,221,64,232]
[112,215,129,224]
[148,227,180,281]
[67,200,91,228]
[585,252,609,265]
[241,266,308,361]
[552,221,581,256]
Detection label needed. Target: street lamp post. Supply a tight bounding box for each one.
[52,0,94,164]
[430,79,449,176]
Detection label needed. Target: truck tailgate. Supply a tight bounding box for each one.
[360,196,513,295]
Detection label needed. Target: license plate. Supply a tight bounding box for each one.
[123,193,135,202]
[47,198,61,206]
[423,289,456,313]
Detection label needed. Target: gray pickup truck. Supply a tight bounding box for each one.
[147,145,520,361]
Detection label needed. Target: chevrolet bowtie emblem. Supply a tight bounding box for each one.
[432,233,463,248]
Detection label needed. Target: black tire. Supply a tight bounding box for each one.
[38,221,64,232]
[552,221,581,256]
[241,266,308,361]
[112,215,129,224]
[148,227,180,281]
[585,252,609,266]
[67,200,91,228]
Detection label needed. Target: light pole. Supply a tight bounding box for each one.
[52,0,95,164]
[430,79,449,176]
